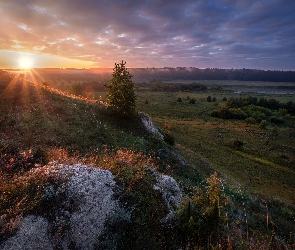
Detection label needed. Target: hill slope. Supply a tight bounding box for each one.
[1,71,295,249]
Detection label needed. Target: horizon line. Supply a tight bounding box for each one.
[2,67,295,72]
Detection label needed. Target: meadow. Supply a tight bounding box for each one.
[136,89,295,204]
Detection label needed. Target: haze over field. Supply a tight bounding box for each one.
[0,0,295,70]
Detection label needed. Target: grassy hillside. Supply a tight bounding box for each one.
[1,71,295,248]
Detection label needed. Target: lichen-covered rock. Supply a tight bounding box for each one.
[1,216,53,250]
[61,164,119,249]
[1,164,120,250]
[153,171,182,211]
[139,112,164,139]
[153,171,182,225]
[1,163,182,249]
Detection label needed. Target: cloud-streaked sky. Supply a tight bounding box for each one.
[0,0,294,69]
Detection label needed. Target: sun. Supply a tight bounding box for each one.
[18,57,34,69]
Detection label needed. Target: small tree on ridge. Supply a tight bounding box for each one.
[105,61,136,116]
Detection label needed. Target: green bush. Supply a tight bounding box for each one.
[211,107,247,120]
[270,116,285,124]
[245,117,256,125]
[259,120,267,129]
[232,139,244,150]
[229,108,248,120]
[278,108,288,117]
[160,124,175,146]
[189,98,196,104]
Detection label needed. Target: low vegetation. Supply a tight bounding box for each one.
[211,96,295,127]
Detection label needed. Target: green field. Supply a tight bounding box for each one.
[135,90,295,205]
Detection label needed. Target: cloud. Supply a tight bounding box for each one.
[0,0,294,69]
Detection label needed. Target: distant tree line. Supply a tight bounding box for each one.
[130,68,295,82]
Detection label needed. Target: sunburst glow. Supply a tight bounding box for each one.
[18,57,34,69]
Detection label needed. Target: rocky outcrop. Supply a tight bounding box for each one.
[1,164,119,250]
[139,112,164,139]
[1,163,181,250]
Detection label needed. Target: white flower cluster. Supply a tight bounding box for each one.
[1,164,120,250]
[139,112,164,139]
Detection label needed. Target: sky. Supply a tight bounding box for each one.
[0,0,295,70]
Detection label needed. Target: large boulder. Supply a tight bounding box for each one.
[1,164,119,250]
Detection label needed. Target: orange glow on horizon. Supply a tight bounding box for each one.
[0,50,98,69]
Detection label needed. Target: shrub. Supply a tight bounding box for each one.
[270,116,285,124]
[176,173,226,249]
[70,83,83,96]
[245,117,256,125]
[0,148,48,176]
[212,97,217,102]
[222,97,227,101]
[207,96,212,102]
[218,107,231,119]
[163,130,175,146]
[278,108,288,117]
[253,114,267,123]
[211,107,247,120]
[226,97,242,108]
[177,97,182,102]
[189,99,196,104]
[232,139,244,150]
[271,126,278,136]
[161,124,175,146]
[259,120,267,129]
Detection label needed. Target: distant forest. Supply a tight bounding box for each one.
[130,68,295,82]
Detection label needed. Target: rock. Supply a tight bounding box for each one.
[1,164,120,250]
[1,163,182,249]
[1,216,53,250]
[139,112,164,139]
